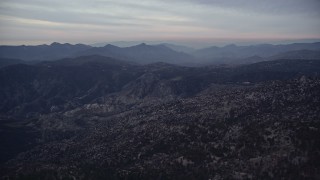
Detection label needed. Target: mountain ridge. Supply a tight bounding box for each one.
[1,42,320,65]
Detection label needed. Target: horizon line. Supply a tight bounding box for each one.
[1,39,320,48]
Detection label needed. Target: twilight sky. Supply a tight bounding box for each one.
[0,0,320,46]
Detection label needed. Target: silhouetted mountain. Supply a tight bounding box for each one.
[193,42,320,62]
[1,42,320,65]
[76,43,194,64]
[0,42,91,61]
[91,41,150,47]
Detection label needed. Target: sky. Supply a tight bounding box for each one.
[0,0,320,47]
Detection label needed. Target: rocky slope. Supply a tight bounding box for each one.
[1,77,320,179]
[0,57,320,179]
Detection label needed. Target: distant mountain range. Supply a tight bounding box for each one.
[75,43,194,64]
[0,42,91,61]
[0,42,320,66]
[191,42,320,64]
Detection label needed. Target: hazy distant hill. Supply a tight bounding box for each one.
[76,43,194,64]
[91,41,163,47]
[1,42,320,65]
[160,43,195,53]
[0,42,91,61]
[193,42,320,61]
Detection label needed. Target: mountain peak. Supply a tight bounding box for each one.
[104,44,119,48]
[50,42,73,46]
[129,43,150,49]
[50,42,61,46]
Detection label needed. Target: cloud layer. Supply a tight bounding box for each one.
[0,0,319,45]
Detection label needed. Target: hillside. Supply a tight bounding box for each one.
[1,77,319,179]
[0,56,320,179]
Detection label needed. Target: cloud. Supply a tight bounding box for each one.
[173,0,320,15]
[0,0,319,45]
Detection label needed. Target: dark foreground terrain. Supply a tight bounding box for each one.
[0,55,320,179]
